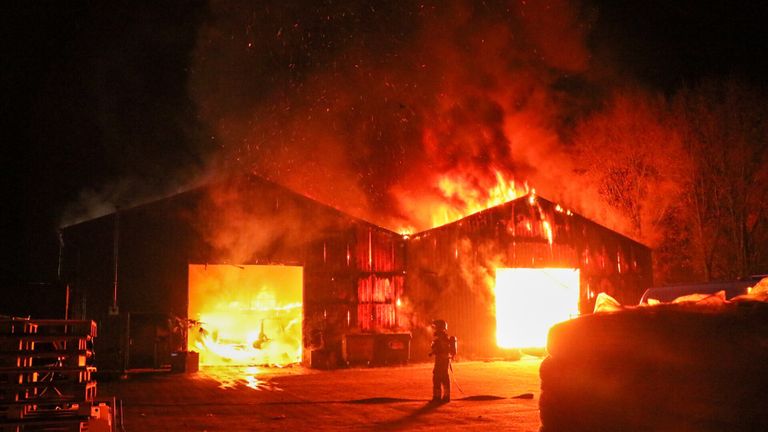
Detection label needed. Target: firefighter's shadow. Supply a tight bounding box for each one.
[373,401,443,430]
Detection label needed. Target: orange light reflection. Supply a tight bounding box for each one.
[199,365,285,391]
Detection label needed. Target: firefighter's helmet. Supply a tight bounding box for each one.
[432,319,448,331]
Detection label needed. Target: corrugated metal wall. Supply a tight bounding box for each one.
[302,223,406,366]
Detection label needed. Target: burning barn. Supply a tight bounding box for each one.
[60,175,651,371]
[406,193,652,360]
[60,175,407,372]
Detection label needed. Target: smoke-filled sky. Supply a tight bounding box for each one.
[191,1,606,228]
[3,0,768,282]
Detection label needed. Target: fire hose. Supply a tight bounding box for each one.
[448,361,466,395]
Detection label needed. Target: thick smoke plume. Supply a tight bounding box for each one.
[189,0,620,234]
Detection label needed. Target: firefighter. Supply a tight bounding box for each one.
[429,319,456,402]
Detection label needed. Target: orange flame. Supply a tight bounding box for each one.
[431,170,529,227]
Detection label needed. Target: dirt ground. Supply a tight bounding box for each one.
[99,358,543,431]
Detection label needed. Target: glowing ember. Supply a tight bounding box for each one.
[188,264,303,366]
[495,268,580,349]
[528,192,537,206]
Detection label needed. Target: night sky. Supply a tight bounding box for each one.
[2,0,767,286]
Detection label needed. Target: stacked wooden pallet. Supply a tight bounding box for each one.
[0,318,100,432]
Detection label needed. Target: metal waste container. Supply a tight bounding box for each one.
[342,334,375,366]
[374,333,411,365]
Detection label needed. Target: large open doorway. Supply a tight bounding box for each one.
[188,264,303,366]
[495,268,580,349]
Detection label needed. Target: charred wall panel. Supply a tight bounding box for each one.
[301,224,406,367]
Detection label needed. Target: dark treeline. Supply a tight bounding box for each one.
[572,77,768,284]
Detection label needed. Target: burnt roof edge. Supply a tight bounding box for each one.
[409,192,650,250]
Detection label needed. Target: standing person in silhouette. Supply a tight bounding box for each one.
[429,319,456,403]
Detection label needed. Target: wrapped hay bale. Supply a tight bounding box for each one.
[539,300,768,432]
